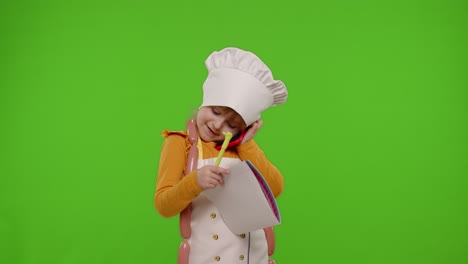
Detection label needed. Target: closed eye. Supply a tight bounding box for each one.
[211,107,220,115]
[228,122,237,129]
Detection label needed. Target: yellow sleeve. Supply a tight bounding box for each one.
[154,130,203,218]
[236,139,284,198]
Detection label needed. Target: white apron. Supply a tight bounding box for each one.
[188,154,269,264]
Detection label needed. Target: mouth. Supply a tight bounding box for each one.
[207,125,219,137]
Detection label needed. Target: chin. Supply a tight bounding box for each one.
[199,132,214,142]
[199,134,210,142]
[200,133,221,143]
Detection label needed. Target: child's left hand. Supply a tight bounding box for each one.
[241,119,263,144]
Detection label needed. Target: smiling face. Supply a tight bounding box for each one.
[196,106,247,142]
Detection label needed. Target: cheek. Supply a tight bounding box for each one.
[195,114,201,124]
[196,110,209,122]
[225,126,240,135]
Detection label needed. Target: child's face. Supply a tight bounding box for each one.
[196,106,247,142]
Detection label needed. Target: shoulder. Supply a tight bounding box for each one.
[161,129,189,150]
[162,129,188,138]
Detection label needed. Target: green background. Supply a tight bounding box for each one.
[1,0,467,263]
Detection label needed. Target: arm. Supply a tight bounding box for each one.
[154,134,203,218]
[236,139,284,198]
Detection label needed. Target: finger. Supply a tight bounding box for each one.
[208,177,222,187]
[212,166,230,174]
[256,119,263,129]
[249,125,259,134]
[212,174,224,185]
[205,182,216,189]
[218,174,225,186]
[252,120,263,131]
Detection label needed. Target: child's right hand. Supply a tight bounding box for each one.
[196,165,230,190]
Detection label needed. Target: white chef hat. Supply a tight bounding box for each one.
[200,47,288,127]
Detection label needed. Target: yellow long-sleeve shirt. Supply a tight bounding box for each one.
[154,130,284,218]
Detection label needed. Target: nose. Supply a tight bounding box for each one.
[212,118,223,130]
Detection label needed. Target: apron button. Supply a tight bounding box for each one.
[214,256,220,261]
[210,213,216,218]
[212,234,219,240]
[239,255,244,260]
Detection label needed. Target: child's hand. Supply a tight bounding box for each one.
[241,119,263,144]
[196,165,230,190]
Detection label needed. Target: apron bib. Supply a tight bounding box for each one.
[187,146,268,264]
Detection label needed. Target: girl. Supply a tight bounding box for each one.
[155,47,288,264]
